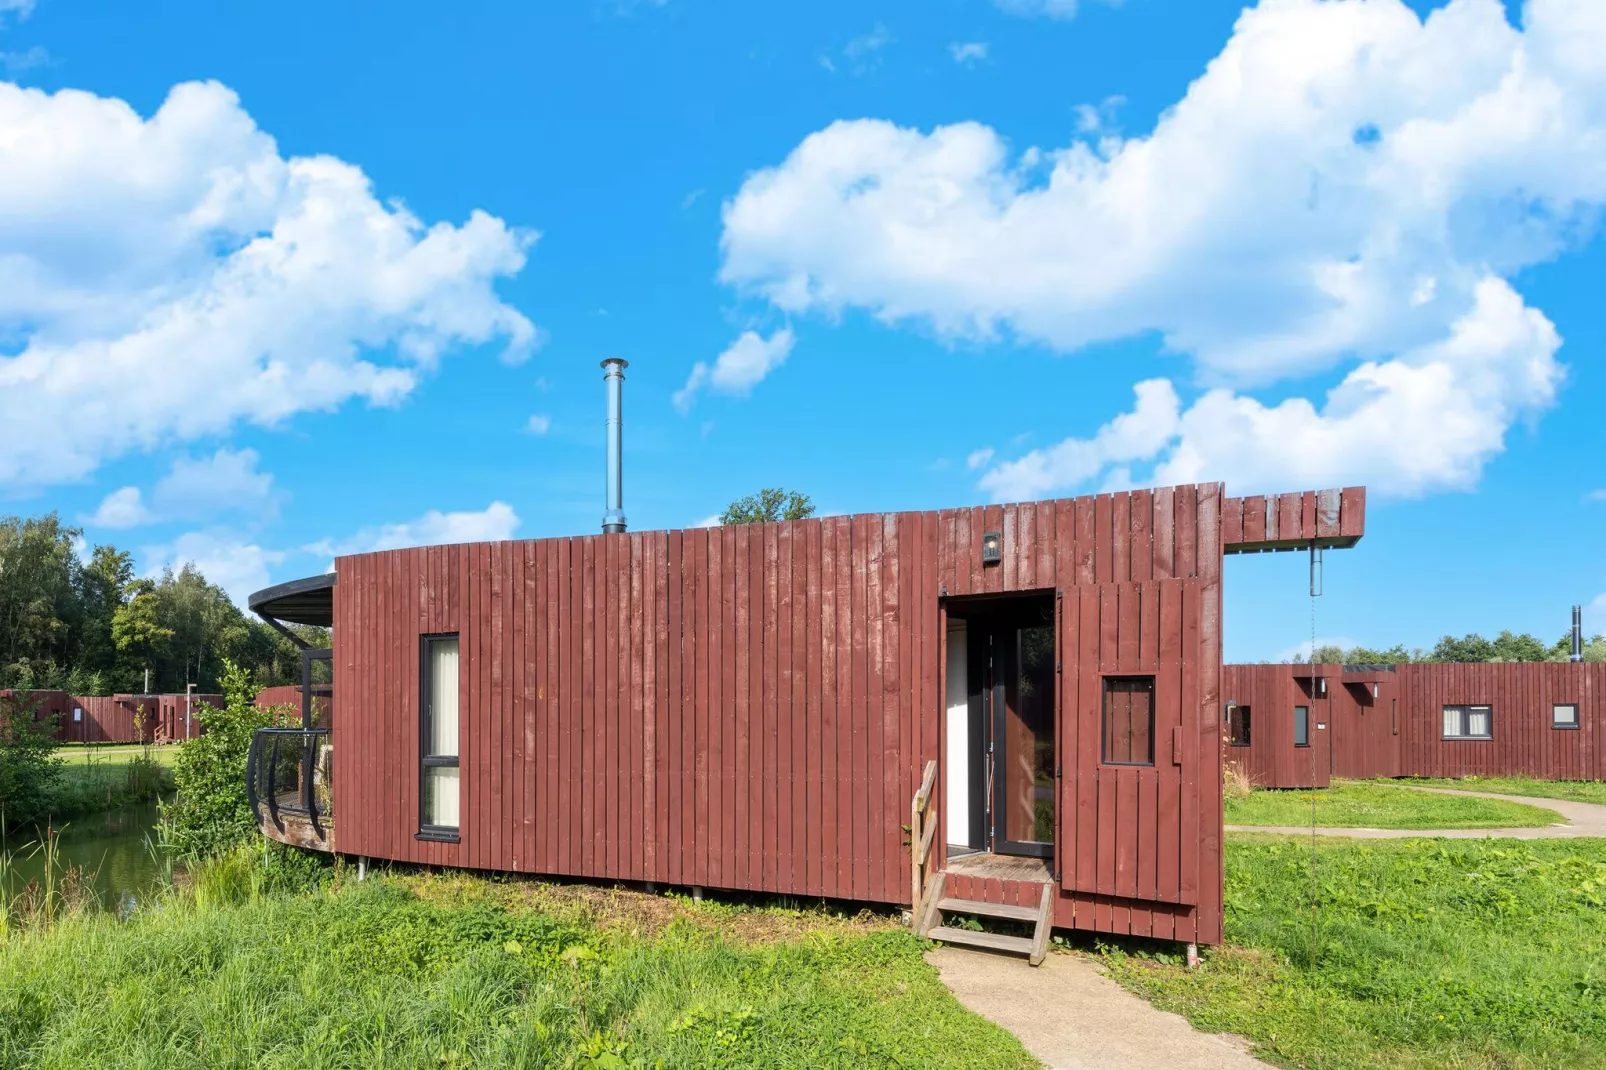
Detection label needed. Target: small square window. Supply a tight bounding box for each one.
[1102,676,1155,766]
[1294,705,1310,748]
[1443,704,1493,740]
[1227,705,1251,747]
[1553,704,1579,730]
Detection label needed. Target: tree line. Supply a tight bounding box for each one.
[1296,629,1606,666]
[0,512,321,695]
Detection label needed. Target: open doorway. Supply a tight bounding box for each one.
[945,592,1056,863]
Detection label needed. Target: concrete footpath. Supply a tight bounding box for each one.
[929,945,1274,1070]
[1227,786,1606,840]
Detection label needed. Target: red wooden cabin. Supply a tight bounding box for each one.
[247,484,1364,952]
[1221,661,1605,787]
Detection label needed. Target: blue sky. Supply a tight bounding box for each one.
[0,0,1601,661]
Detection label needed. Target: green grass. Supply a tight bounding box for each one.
[1098,836,1606,1069]
[1391,776,1606,807]
[35,750,174,820]
[0,868,1036,1069]
[1225,779,1564,829]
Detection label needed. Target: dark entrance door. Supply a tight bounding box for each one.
[965,597,1056,859]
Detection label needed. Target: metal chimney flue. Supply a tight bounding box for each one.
[1572,604,1584,663]
[601,358,628,534]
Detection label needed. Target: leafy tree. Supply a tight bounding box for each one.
[1487,629,1551,663]
[111,578,174,685]
[1430,633,1498,663]
[719,488,816,525]
[160,660,294,858]
[0,691,63,832]
[1344,644,1418,664]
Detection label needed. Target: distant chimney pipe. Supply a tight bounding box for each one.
[601,358,628,534]
[1573,604,1584,663]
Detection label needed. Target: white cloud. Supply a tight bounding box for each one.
[1585,489,1606,503]
[0,79,538,491]
[822,24,893,75]
[526,414,551,434]
[90,486,153,528]
[949,42,989,66]
[980,379,1181,499]
[721,0,1606,499]
[145,529,286,607]
[1273,637,1362,663]
[0,0,34,23]
[692,514,722,528]
[88,447,279,528]
[1587,592,1606,633]
[674,327,795,411]
[307,500,521,558]
[994,0,1081,19]
[966,447,995,470]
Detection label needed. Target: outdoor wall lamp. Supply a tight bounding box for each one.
[981,531,1002,564]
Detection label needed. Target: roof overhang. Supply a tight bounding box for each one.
[248,573,336,628]
[1223,487,1365,555]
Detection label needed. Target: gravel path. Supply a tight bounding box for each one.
[930,945,1274,1069]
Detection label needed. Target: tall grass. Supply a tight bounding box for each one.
[0,872,1033,1069]
[1101,836,1606,1068]
[0,827,100,938]
[33,754,173,822]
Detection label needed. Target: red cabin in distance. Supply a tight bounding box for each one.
[1223,661,1606,788]
[248,483,1365,951]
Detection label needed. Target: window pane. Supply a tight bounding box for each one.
[428,637,460,758]
[1554,704,1578,727]
[1294,705,1309,747]
[424,766,459,828]
[1443,706,1460,737]
[1228,706,1251,747]
[1467,706,1490,738]
[1103,676,1155,765]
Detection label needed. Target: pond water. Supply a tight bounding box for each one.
[0,800,172,914]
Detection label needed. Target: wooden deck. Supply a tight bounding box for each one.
[944,852,1053,885]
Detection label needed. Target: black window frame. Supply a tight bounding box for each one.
[1442,704,1493,741]
[418,632,462,842]
[1293,705,1310,748]
[1227,705,1252,748]
[1101,674,1156,767]
[1552,703,1580,731]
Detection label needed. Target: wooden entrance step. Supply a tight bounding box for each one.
[915,872,1057,966]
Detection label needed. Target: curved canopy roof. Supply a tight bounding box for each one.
[248,573,336,627]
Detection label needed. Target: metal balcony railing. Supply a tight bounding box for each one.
[247,727,333,838]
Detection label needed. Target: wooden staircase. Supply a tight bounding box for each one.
[916,872,1055,965]
[908,760,1055,966]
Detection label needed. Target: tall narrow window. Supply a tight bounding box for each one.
[1228,705,1252,747]
[421,634,461,839]
[1102,676,1155,766]
[1552,704,1579,730]
[1442,704,1492,740]
[1294,705,1310,748]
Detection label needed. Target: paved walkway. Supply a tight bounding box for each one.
[929,945,1274,1070]
[1227,785,1606,840]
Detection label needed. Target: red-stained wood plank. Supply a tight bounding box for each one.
[1094,495,1113,585]
[1242,495,1266,545]
[665,531,682,886]
[1111,493,1131,584]
[1076,586,1100,894]
[1220,494,1244,548]
[1153,487,1175,581]
[1130,489,1152,583]
[806,519,825,897]
[1115,767,1139,899]
[1002,503,1020,591]
[1340,486,1365,539]
[851,514,871,900]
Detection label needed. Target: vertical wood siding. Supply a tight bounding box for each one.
[331,485,1229,945]
[1223,663,1604,785]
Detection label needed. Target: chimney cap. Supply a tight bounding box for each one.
[601,357,629,370]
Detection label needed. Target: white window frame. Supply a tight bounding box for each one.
[1442,704,1493,741]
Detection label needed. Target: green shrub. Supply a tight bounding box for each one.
[0,692,61,832]
[160,660,292,858]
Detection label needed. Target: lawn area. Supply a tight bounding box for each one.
[1098,836,1606,1069]
[37,747,174,820]
[1392,776,1606,807]
[0,867,1035,1069]
[1225,779,1563,829]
